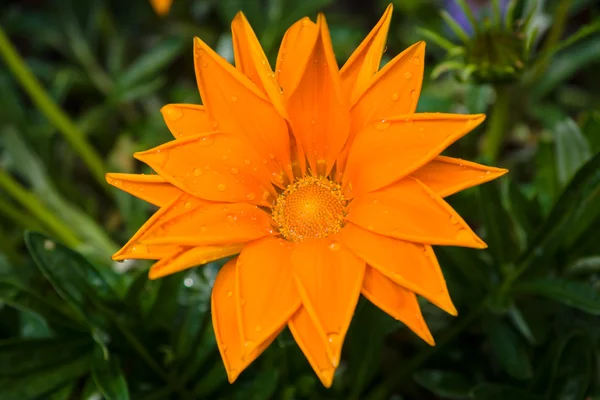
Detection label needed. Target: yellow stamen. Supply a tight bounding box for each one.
[272,176,346,242]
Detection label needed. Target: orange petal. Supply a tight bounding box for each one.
[106,173,182,207]
[285,14,350,175]
[212,258,280,383]
[351,40,425,114]
[141,202,273,246]
[150,0,173,16]
[288,307,336,388]
[346,178,486,249]
[112,193,206,261]
[276,18,319,100]
[291,239,365,367]
[160,104,213,139]
[134,133,278,206]
[148,244,243,279]
[343,113,486,196]
[411,156,509,198]
[341,223,457,316]
[235,237,300,355]
[231,12,288,119]
[193,37,292,182]
[340,4,393,100]
[362,266,435,345]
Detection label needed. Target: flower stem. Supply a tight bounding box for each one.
[481,85,512,162]
[0,26,107,189]
[0,169,81,248]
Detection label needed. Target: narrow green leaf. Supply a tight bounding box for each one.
[485,318,532,380]
[413,370,473,399]
[0,336,92,375]
[0,352,92,400]
[92,352,130,400]
[47,383,76,400]
[566,256,600,275]
[513,278,600,315]
[479,182,519,267]
[454,0,479,34]
[24,231,120,327]
[417,28,460,51]
[470,384,540,399]
[440,11,471,43]
[117,38,184,89]
[507,306,536,344]
[554,118,592,187]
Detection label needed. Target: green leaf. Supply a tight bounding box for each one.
[0,336,93,375]
[566,256,600,275]
[24,231,120,326]
[91,352,130,400]
[513,279,600,315]
[470,384,540,399]
[554,118,592,187]
[485,318,532,380]
[478,181,519,267]
[347,300,398,398]
[116,38,184,89]
[517,152,600,272]
[0,352,92,400]
[413,370,472,399]
[47,383,76,400]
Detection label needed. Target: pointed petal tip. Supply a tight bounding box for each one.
[318,369,335,388]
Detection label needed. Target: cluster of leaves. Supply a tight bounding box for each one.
[0,0,599,399]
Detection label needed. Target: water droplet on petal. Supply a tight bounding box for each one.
[193,168,203,176]
[199,135,215,146]
[217,183,226,192]
[231,95,238,102]
[375,120,391,130]
[200,226,208,233]
[243,159,251,166]
[227,290,233,297]
[329,242,341,251]
[230,167,239,174]
[404,71,413,79]
[412,57,421,66]
[246,192,256,201]
[391,92,400,101]
[165,107,183,121]
[184,201,192,209]
[450,216,459,225]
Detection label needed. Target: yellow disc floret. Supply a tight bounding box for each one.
[272,176,346,242]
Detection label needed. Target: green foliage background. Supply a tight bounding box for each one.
[1,0,600,399]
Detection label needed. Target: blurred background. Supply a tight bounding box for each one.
[1,0,599,399]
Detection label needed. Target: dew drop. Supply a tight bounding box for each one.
[375,120,391,130]
[404,71,413,79]
[199,135,215,146]
[222,155,229,161]
[412,57,421,66]
[391,92,400,101]
[410,89,417,98]
[217,183,226,192]
[200,226,208,233]
[243,159,251,166]
[165,107,183,121]
[329,242,341,252]
[230,167,239,174]
[450,216,459,225]
[193,168,203,176]
[327,332,340,343]
[184,201,192,209]
[372,199,379,204]
[245,192,256,201]
[210,121,218,129]
[227,290,233,297]
[44,240,55,251]
[231,95,238,102]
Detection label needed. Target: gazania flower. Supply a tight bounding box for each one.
[150,0,173,16]
[107,4,507,387]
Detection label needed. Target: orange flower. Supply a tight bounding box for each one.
[150,0,173,16]
[107,4,507,387]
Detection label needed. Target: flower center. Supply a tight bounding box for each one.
[272,176,346,242]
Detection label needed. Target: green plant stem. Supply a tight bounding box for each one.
[0,169,81,248]
[530,0,573,81]
[365,301,488,400]
[482,85,512,162]
[0,197,45,232]
[0,26,107,189]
